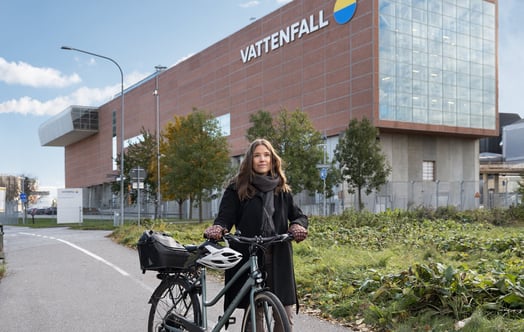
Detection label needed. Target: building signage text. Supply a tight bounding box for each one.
[240,10,329,64]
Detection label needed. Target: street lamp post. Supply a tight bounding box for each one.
[153,65,166,219]
[61,46,125,226]
[316,136,328,216]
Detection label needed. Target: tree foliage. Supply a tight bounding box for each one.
[112,129,157,214]
[246,110,276,143]
[247,109,338,196]
[124,128,158,208]
[334,118,391,210]
[162,108,231,222]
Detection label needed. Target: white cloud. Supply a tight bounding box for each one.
[239,1,260,8]
[239,0,291,8]
[0,87,110,116]
[0,70,149,116]
[0,57,81,88]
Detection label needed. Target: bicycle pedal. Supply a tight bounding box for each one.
[218,316,236,326]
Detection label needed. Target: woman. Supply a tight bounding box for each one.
[204,138,308,330]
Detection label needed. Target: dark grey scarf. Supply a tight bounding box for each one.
[252,174,280,236]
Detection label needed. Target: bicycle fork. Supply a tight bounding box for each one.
[201,254,265,332]
[247,254,266,332]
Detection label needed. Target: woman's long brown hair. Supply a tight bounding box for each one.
[233,138,290,200]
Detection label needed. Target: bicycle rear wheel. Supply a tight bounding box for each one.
[241,291,291,332]
[148,275,201,332]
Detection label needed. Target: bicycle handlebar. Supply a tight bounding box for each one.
[222,232,294,245]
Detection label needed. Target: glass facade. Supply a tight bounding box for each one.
[72,108,98,131]
[378,0,496,130]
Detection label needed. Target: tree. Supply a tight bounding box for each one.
[162,109,231,222]
[112,129,157,214]
[0,175,30,202]
[160,116,191,220]
[334,118,391,211]
[246,110,276,143]
[22,176,38,205]
[124,128,158,214]
[247,109,338,196]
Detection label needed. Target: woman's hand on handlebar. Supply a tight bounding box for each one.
[204,224,228,240]
[288,224,308,243]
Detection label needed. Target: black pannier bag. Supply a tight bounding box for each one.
[137,230,194,273]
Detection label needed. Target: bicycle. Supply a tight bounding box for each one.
[138,231,293,332]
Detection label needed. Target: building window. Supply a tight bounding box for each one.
[378,0,496,130]
[422,161,435,181]
[112,111,117,137]
[72,108,98,130]
[112,110,117,171]
[216,113,231,136]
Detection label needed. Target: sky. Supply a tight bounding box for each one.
[0,0,523,202]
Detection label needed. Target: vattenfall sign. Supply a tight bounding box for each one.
[240,0,357,64]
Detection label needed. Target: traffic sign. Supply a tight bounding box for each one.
[131,167,146,181]
[320,168,327,180]
[20,193,27,202]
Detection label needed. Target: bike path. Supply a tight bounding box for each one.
[0,226,351,331]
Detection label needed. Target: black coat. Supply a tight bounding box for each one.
[213,183,308,309]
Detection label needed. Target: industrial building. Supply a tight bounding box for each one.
[40,0,499,216]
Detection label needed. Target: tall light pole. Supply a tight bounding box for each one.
[61,46,125,226]
[153,65,166,219]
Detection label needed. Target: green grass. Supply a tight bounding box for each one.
[107,208,524,331]
[10,217,199,230]
[295,209,524,331]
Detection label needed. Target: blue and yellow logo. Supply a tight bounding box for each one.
[333,0,357,24]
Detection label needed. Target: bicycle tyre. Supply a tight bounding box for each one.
[148,275,201,332]
[240,291,291,332]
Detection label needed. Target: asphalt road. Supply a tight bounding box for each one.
[0,226,351,331]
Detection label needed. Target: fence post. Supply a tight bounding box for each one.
[436,180,440,208]
[0,224,4,260]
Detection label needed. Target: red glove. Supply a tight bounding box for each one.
[289,224,308,243]
[204,225,227,240]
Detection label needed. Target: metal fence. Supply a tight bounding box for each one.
[0,201,20,225]
[298,178,523,216]
[2,178,523,222]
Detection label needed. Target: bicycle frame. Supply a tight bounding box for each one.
[201,252,263,331]
[160,234,290,332]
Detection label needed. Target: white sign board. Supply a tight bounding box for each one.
[0,187,5,213]
[57,188,83,224]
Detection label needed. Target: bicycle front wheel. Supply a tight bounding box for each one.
[241,291,291,332]
[148,275,201,332]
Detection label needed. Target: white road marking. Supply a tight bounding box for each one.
[19,232,130,276]
[56,238,130,276]
[16,231,156,293]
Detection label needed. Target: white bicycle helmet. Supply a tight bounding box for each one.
[197,243,242,270]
